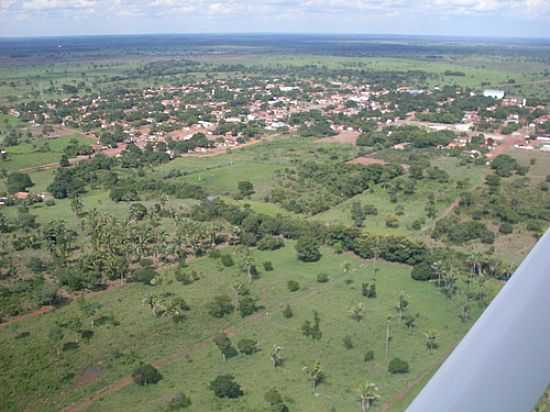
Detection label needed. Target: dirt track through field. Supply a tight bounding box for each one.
[61,279,346,412]
[0,305,54,329]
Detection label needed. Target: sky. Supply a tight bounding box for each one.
[1,0,550,38]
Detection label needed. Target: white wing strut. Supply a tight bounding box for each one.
[407,230,550,412]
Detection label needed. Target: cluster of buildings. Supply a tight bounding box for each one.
[6,79,550,160]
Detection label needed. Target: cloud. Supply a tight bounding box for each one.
[1,0,549,30]
[21,0,96,11]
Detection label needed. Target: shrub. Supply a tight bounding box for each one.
[209,249,221,259]
[134,267,158,285]
[207,295,234,318]
[264,388,289,412]
[213,334,239,360]
[257,235,285,251]
[499,223,514,234]
[364,350,375,362]
[343,335,354,350]
[28,257,47,273]
[282,304,293,318]
[239,295,259,317]
[317,273,329,283]
[411,261,435,281]
[221,254,234,267]
[167,392,191,410]
[388,358,410,374]
[287,280,300,292]
[237,338,258,355]
[132,364,162,385]
[295,236,321,262]
[209,375,243,399]
[263,261,274,271]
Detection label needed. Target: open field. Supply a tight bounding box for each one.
[0,133,94,173]
[1,33,550,412]
[0,244,488,412]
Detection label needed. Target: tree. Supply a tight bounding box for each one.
[395,291,409,322]
[207,295,234,318]
[209,374,243,399]
[282,304,293,319]
[349,303,366,322]
[271,344,284,368]
[237,338,259,355]
[59,154,70,167]
[48,326,64,357]
[6,172,33,193]
[303,360,324,394]
[302,311,322,340]
[388,357,409,374]
[385,315,393,361]
[357,381,381,412]
[265,388,289,412]
[129,203,147,221]
[295,236,321,262]
[132,364,162,385]
[238,181,255,197]
[167,392,191,410]
[424,330,438,353]
[425,193,437,219]
[213,333,238,360]
[351,201,366,228]
[70,194,84,217]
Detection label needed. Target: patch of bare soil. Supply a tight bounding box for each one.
[317,130,359,145]
[348,156,387,166]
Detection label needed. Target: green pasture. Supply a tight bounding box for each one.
[0,243,486,412]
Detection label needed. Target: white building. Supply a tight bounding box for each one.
[483,89,505,100]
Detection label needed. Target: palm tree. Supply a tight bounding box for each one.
[349,303,366,322]
[357,381,381,412]
[303,360,323,394]
[425,330,438,353]
[271,344,284,368]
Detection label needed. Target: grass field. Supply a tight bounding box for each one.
[0,243,488,412]
[314,156,487,238]
[0,133,94,174]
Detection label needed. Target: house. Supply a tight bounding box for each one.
[13,192,30,200]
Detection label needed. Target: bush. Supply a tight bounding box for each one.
[282,304,293,318]
[287,280,300,292]
[499,223,514,234]
[411,261,435,281]
[239,295,259,317]
[213,334,239,360]
[263,261,274,271]
[317,273,329,283]
[132,364,163,385]
[388,358,410,374]
[221,254,234,267]
[364,350,375,362]
[207,295,234,318]
[237,338,258,355]
[257,235,285,251]
[295,236,321,262]
[343,335,354,350]
[28,257,47,273]
[209,374,243,399]
[134,267,158,285]
[264,388,289,412]
[167,392,191,410]
[209,249,221,259]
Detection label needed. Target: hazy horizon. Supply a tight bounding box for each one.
[1,0,550,38]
